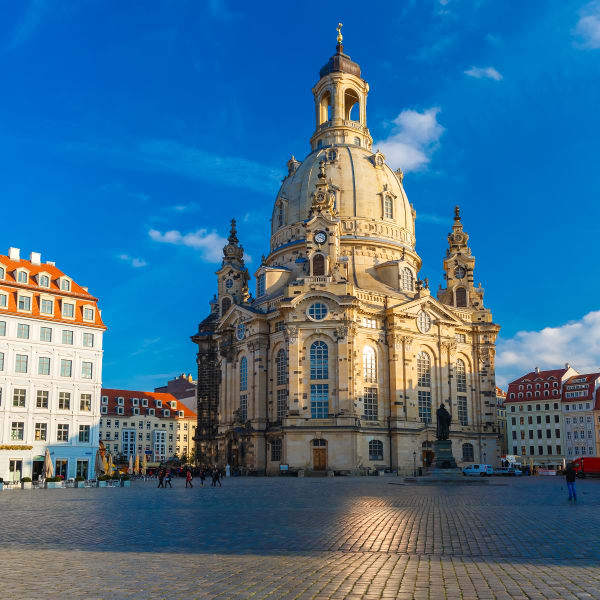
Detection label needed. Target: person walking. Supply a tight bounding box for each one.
[157,469,164,488]
[565,463,577,502]
[199,469,206,486]
[185,469,193,488]
[212,467,222,487]
[165,469,173,488]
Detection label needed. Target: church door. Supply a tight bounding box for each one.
[313,448,327,471]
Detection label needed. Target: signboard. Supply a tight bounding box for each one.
[145,450,152,455]
[279,464,289,471]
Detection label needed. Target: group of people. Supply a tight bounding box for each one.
[156,466,223,489]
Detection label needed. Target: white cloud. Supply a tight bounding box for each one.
[574,1,600,49]
[149,228,227,263]
[464,66,503,81]
[496,310,600,387]
[376,107,445,172]
[118,254,148,268]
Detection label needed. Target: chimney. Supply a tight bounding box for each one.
[8,247,20,261]
[565,362,570,369]
[46,261,55,266]
[535,367,540,374]
[30,252,41,265]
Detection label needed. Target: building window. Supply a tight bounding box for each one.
[276,349,287,385]
[15,354,28,373]
[455,287,467,307]
[35,422,47,441]
[369,440,384,461]
[40,327,52,342]
[61,279,71,291]
[310,341,328,380]
[62,302,75,318]
[364,387,378,420]
[57,424,69,441]
[11,421,24,441]
[384,196,393,219]
[462,443,474,462]
[401,267,414,291]
[83,333,94,347]
[13,388,26,407]
[271,439,282,462]
[80,394,91,411]
[456,359,467,392]
[78,425,90,443]
[275,320,285,332]
[310,384,329,418]
[38,356,51,375]
[417,311,432,333]
[0,351,3,371]
[0,266,3,279]
[17,271,28,283]
[83,307,94,321]
[58,392,71,410]
[418,390,432,423]
[17,323,30,339]
[62,330,73,345]
[40,299,53,314]
[277,388,288,420]
[277,202,285,228]
[240,394,247,421]
[457,396,468,426]
[39,274,50,287]
[240,356,248,391]
[36,390,49,408]
[363,346,377,383]
[312,254,325,276]
[81,361,93,379]
[0,321,5,335]
[417,351,431,387]
[60,359,72,377]
[307,302,328,321]
[257,273,266,297]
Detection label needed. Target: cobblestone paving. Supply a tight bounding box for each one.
[1,477,599,599]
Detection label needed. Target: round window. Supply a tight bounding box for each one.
[236,323,246,340]
[307,302,328,321]
[417,310,432,333]
[226,279,233,289]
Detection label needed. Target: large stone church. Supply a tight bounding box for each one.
[192,35,500,474]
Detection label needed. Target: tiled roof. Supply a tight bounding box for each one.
[0,253,105,329]
[508,368,569,386]
[101,388,197,419]
[562,373,600,404]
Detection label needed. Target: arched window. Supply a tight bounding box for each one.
[319,91,331,124]
[363,346,377,383]
[417,351,431,387]
[221,297,231,315]
[277,202,285,228]
[353,137,361,146]
[456,359,467,393]
[240,357,248,391]
[368,440,383,461]
[462,443,474,462]
[344,88,360,120]
[276,349,287,386]
[310,341,328,380]
[312,254,325,276]
[401,267,414,291]
[384,196,393,219]
[456,287,467,307]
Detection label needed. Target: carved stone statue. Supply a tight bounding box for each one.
[436,403,451,441]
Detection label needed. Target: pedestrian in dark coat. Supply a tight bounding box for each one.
[157,469,164,488]
[185,469,193,488]
[565,463,577,502]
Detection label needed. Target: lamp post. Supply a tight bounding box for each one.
[413,451,417,477]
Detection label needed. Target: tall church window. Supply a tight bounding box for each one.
[418,391,432,424]
[277,202,285,228]
[312,254,325,276]
[364,388,378,420]
[240,394,247,422]
[456,287,467,307]
[270,439,282,462]
[456,359,467,393]
[462,443,474,462]
[240,357,248,392]
[417,351,431,387]
[257,273,266,297]
[363,346,377,383]
[384,196,394,219]
[310,341,328,380]
[401,267,414,291]
[276,349,287,385]
[310,384,329,418]
[277,389,288,420]
[457,396,468,426]
[369,440,383,461]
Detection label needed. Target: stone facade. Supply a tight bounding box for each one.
[192,40,500,473]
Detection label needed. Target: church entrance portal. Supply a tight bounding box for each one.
[312,439,327,471]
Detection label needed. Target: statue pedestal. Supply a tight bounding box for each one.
[432,440,458,470]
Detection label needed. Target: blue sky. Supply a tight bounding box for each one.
[2,0,600,389]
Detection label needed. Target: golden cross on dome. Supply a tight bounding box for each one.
[336,22,343,44]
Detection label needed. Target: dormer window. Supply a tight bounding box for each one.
[133,407,140,415]
[170,401,177,409]
[83,306,94,321]
[62,302,75,318]
[132,398,139,406]
[40,298,53,315]
[60,278,71,292]
[38,274,50,288]
[17,294,32,312]
[148,408,155,416]
[178,410,184,417]
[163,409,170,417]
[257,273,266,297]
[142,398,148,407]
[0,266,4,279]
[117,406,124,415]
[117,397,124,406]
[156,400,162,408]
[16,270,29,284]
[101,396,108,405]
[383,196,394,219]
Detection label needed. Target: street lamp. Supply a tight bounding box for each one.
[413,451,417,477]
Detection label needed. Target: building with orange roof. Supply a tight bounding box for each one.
[0,247,106,482]
[100,389,197,463]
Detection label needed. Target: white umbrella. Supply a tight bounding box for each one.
[43,448,54,479]
[128,454,133,474]
[94,448,105,477]
[134,454,140,476]
[141,453,147,476]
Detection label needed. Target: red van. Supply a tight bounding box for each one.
[572,457,600,478]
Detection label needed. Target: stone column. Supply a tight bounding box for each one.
[285,326,301,416]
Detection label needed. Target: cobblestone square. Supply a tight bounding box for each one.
[1,476,599,599]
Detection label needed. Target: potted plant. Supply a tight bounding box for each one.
[97,475,110,487]
[46,476,63,489]
[74,476,85,488]
[21,477,32,489]
[121,475,131,488]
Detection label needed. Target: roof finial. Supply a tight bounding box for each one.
[318,159,326,179]
[336,22,343,52]
[228,218,239,245]
[454,205,461,221]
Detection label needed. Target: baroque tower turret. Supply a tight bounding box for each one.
[192,30,500,473]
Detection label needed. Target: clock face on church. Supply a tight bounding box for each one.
[314,231,327,244]
[454,266,466,279]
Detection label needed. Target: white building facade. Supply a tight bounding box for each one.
[562,373,600,460]
[0,247,105,481]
